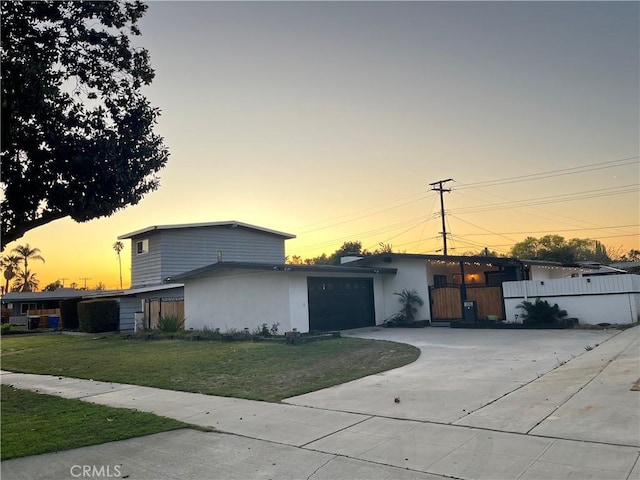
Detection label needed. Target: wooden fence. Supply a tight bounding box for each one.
[143,298,184,330]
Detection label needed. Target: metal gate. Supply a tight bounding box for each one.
[307,277,375,331]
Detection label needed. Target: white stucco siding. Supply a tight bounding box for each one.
[288,274,309,333]
[377,259,430,321]
[184,271,292,333]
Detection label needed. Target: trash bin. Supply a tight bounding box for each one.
[28,315,40,330]
[39,314,49,328]
[48,314,60,330]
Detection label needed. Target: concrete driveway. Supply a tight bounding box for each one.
[2,326,639,480]
[285,327,622,424]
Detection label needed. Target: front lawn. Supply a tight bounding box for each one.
[1,334,419,402]
[1,384,189,460]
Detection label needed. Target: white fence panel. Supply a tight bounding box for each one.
[503,275,640,325]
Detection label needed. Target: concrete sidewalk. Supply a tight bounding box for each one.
[2,327,639,480]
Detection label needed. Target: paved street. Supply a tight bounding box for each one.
[1,326,639,480]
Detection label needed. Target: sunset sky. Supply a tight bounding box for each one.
[2,1,639,290]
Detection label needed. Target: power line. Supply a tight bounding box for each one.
[450,185,638,215]
[452,224,640,237]
[454,156,638,190]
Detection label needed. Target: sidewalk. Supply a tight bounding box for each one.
[2,327,639,480]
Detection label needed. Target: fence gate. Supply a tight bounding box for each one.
[144,298,184,330]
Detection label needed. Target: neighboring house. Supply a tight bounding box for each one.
[2,288,85,325]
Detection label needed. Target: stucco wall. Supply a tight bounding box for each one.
[184,270,292,333]
[183,270,390,333]
[378,259,430,321]
[503,275,640,325]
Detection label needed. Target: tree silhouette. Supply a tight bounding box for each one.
[1,1,169,248]
[11,244,45,292]
[113,241,124,289]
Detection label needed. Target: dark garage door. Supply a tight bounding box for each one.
[307,277,375,331]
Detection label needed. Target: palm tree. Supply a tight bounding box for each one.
[113,241,124,289]
[1,255,22,293]
[11,244,45,292]
[12,269,39,292]
[394,289,425,322]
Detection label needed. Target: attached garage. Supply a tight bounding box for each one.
[308,277,375,331]
[172,262,396,333]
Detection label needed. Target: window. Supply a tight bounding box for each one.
[434,275,447,287]
[20,303,37,314]
[136,239,149,255]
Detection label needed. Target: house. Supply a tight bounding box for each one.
[5,219,634,331]
[110,221,296,329]
[117,221,295,288]
[170,262,396,333]
[1,288,85,325]
[345,253,595,324]
[174,250,622,333]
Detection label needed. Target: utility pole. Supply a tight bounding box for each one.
[79,277,92,289]
[429,178,454,256]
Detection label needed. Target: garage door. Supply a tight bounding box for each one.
[307,277,375,331]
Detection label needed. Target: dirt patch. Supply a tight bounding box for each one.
[631,378,640,391]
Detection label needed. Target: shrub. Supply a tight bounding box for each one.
[78,299,119,333]
[394,289,424,322]
[1,324,10,335]
[517,298,568,325]
[157,315,184,333]
[59,297,82,330]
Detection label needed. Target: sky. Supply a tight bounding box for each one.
[2,1,639,291]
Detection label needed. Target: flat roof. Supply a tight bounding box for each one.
[168,261,397,282]
[118,221,296,240]
[350,253,603,270]
[1,289,85,303]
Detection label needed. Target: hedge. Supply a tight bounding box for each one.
[78,299,119,333]
[59,297,82,330]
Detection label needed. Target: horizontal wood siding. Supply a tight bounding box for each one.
[119,297,140,331]
[130,231,162,287]
[128,226,286,287]
[159,227,286,281]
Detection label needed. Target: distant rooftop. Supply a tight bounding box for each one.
[118,221,296,240]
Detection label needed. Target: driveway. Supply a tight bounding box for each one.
[2,326,639,480]
[285,327,621,424]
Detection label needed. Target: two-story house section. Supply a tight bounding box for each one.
[117,221,296,288]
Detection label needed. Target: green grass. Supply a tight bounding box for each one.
[1,384,189,460]
[1,334,420,402]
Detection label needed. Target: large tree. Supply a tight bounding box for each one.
[510,235,611,263]
[1,1,169,248]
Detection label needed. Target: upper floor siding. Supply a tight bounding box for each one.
[128,225,288,287]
